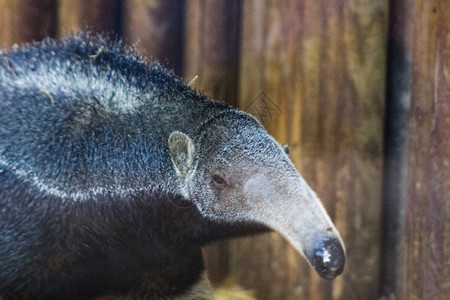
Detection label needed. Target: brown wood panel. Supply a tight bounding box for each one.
[58,0,121,36]
[122,0,184,75]
[184,0,241,107]
[0,0,57,47]
[233,1,387,299]
[401,0,450,299]
[183,0,241,285]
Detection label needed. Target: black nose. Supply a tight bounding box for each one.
[312,238,345,280]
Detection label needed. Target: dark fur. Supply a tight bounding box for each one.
[0,34,266,299]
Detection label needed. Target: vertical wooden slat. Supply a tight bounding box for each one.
[233,1,387,299]
[58,0,121,36]
[380,0,414,297]
[184,0,241,107]
[0,0,57,47]
[402,0,450,299]
[183,0,241,285]
[122,0,184,75]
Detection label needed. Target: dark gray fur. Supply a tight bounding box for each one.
[0,34,345,299]
[0,34,268,299]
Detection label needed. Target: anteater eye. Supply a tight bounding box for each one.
[211,175,227,190]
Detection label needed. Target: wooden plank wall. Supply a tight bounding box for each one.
[0,1,449,299]
[0,0,57,48]
[122,0,184,75]
[58,0,121,36]
[401,1,450,299]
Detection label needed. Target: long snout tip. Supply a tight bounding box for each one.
[312,238,345,280]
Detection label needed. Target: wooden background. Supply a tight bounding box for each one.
[0,0,449,299]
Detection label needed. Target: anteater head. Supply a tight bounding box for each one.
[168,111,345,279]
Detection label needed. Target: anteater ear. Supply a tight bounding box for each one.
[168,131,196,178]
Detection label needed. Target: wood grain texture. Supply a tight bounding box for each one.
[122,0,184,75]
[401,0,450,299]
[184,0,241,107]
[58,0,121,36]
[233,1,387,299]
[183,0,241,285]
[0,0,57,48]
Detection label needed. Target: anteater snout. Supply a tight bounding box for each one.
[312,238,345,280]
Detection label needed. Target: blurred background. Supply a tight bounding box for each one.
[0,0,449,299]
